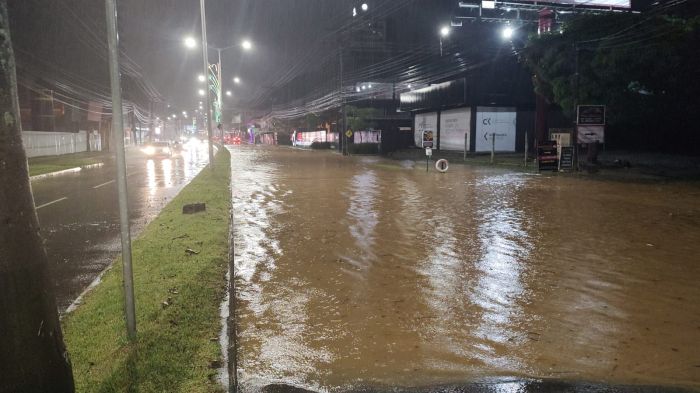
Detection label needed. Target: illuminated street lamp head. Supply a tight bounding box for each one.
[440,26,450,37]
[241,39,252,50]
[197,74,206,82]
[198,89,205,96]
[361,3,368,11]
[226,90,232,96]
[184,36,197,49]
[233,76,241,84]
[172,114,177,118]
[502,26,514,40]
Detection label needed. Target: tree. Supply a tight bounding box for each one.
[0,2,75,391]
[520,12,700,153]
[346,105,381,132]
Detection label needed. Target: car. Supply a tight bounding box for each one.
[141,141,172,157]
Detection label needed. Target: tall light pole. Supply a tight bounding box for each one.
[186,38,252,143]
[199,0,215,168]
[439,25,450,56]
[105,0,136,340]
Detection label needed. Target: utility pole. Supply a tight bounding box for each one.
[148,100,154,143]
[105,0,136,341]
[216,48,223,129]
[339,45,346,155]
[200,0,215,168]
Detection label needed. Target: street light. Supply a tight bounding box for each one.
[502,26,514,40]
[184,34,253,129]
[440,26,450,37]
[184,36,197,49]
[198,89,205,96]
[233,76,240,84]
[361,3,368,11]
[226,90,232,96]
[197,74,206,82]
[439,25,451,56]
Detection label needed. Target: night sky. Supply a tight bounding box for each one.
[8,1,455,114]
[7,0,661,117]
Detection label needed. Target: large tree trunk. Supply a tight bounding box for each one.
[0,2,75,392]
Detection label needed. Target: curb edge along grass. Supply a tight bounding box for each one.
[61,147,232,393]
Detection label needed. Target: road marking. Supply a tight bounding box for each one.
[36,197,68,210]
[93,180,116,189]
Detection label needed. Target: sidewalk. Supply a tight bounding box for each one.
[387,148,700,181]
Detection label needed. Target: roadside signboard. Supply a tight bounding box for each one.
[577,105,606,125]
[475,107,516,152]
[577,125,605,144]
[345,129,353,138]
[559,146,574,171]
[422,130,434,148]
[537,141,558,171]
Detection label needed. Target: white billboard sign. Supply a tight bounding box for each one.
[475,107,517,153]
[439,107,471,151]
[414,112,438,147]
[577,125,605,143]
[519,0,629,7]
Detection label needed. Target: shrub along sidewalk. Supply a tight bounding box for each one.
[61,148,231,393]
[28,151,108,177]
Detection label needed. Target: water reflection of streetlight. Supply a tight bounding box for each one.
[146,159,156,195]
[162,159,173,188]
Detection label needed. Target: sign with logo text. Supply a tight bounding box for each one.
[422,130,434,148]
[577,105,606,126]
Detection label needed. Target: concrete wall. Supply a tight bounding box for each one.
[22,130,100,158]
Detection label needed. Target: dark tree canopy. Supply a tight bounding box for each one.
[521,12,700,153]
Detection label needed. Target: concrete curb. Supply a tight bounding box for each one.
[30,167,81,181]
[30,162,105,181]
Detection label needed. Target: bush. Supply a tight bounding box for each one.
[349,143,380,155]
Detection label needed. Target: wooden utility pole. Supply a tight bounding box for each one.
[0,2,75,391]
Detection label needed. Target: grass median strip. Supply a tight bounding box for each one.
[61,147,231,393]
[28,151,107,177]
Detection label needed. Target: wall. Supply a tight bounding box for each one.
[21,130,96,158]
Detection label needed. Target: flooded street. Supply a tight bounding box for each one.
[231,146,700,392]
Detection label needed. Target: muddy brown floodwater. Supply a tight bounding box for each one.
[230,145,700,392]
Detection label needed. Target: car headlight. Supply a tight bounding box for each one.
[142,146,155,155]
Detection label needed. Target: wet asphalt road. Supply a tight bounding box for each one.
[32,142,210,311]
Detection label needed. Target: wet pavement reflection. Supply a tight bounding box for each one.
[32,143,210,311]
[231,146,700,392]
